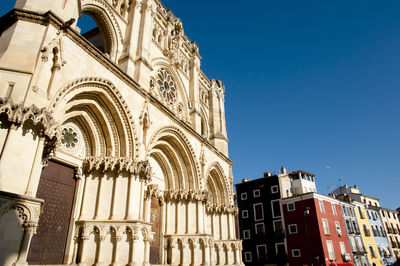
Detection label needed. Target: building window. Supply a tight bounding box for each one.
[5,83,15,98]
[363,224,371,236]
[287,203,295,211]
[241,193,247,200]
[340,242,346,255]
[271,200,281,218]
[253,189,260,197]
[327,240,336,260]
[253,203,264,221]
[244,252,252,262]
[322,219,330,235]
[358,206,365,219]
[256,245,267,260]
[276,243,286,256]
[335,221,342,236]
[288,224,298,234]
[319,200,325,213]
[332,203,337,215]
[369,245,376,258]
[274,220,283,232]
[242,210,248,219]
[292,249,301,257]
[255,223,265,235]
[271,185,279,194]
[243,230,250,239]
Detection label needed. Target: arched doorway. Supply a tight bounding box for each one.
[27,161,77,264]
[149,197,162,264]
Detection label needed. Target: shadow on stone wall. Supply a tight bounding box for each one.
[0,208,24,265]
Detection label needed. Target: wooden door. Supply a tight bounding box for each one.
[27,161,76,264]
[149,198,162,264]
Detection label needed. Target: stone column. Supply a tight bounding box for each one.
[192,241,200,266]
[94,172,105,220]
[203,203,207,233]
[13,223,37,266]
[138,180,144,220]
[95,234,106,266]
[181,239,190,266]
[160,203,166,263]
[185,201,189,234]
[196,201,201,234]
[170,239,179,266]
[203,242,210,266]
[164,201,169,234]
[219,213,223,240]
[227,213,232,239]
[163,242,169,265]
[143,238,151,266]
[78,235,90,266]
[24,137,45,196]
[128,233,140,266]
[226,245,233,265]
[79,174,90,219]
[144,198,151,222]
[126,174,136,220]
[110,175,120,220]
[112,235,122,266]
[175,202,179,234]
[234,244,241,265]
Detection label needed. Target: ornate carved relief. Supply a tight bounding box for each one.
[83,156,152,182]
[51,77,138,158]
[147,126,202,188]
[0,97,60,164]
[0,192,43,228]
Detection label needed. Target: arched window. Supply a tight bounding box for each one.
[77,12,112,55]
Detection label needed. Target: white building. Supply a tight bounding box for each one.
[0,0,244,265]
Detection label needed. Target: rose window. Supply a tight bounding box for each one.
[157,68,177,105]
[61,127,79,149]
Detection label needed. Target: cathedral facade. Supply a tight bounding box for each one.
[0,0,243,265]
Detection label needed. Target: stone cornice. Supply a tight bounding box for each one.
[0,97,59,139]
[83,156,152,182]
[0,9,233,166]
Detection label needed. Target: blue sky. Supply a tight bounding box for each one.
[2,1,399,209]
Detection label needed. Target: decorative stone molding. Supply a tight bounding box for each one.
[164,189,210,203]
[147,126,202,188]
[0,191,43,228]
[0,97,60,164]
[83,156,152,181]
[51,77,139,159]
[0,97,59,139]
[205,161,234,205]
[206,203,238,215]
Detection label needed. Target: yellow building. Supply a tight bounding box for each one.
[378,207,400,260]
[354,201,382,265]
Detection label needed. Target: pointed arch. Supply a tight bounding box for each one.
[205,162,232,205]
[147,126,201,191]
[80,0,123,60]
[50,77,138,158]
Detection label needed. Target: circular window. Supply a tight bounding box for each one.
[61,127,79,149]
[157,68,177,105]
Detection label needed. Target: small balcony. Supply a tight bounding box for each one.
[342,253,352,262]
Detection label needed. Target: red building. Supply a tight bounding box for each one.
[281,193,353,266]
